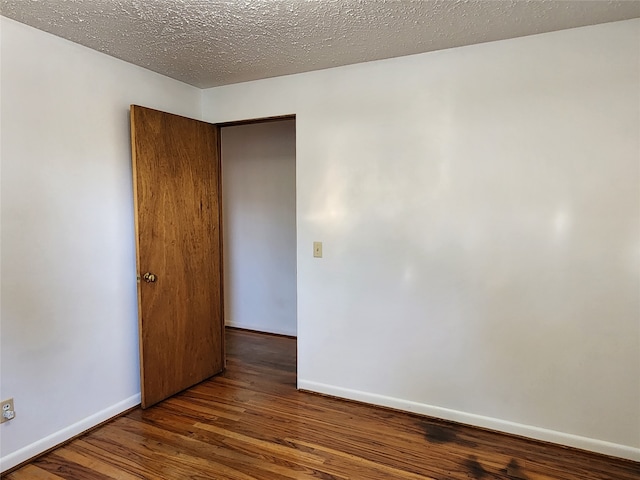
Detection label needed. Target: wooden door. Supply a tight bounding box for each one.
[130,105,224,409]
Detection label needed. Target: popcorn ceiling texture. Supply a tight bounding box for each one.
[1,0,639,88]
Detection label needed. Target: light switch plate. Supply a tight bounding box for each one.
[313,241,322,258]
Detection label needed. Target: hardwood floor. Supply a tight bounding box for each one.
[5,329,639,479]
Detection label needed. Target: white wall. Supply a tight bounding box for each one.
[202,20,640,460]
[221,121,297,336]
[0,17,201,471]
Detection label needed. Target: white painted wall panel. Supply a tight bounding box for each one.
[0,17,201,471]
[221,120,297,336]
[202,20,640,459]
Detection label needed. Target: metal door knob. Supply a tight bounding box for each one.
[143,272,157,283]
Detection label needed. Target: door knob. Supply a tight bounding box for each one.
[143,272,157,283]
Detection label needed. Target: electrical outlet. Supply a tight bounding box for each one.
[1,398,15,424]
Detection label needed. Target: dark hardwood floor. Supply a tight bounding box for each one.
[5,328,639,479]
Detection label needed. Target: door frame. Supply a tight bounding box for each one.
[216,113,298,346]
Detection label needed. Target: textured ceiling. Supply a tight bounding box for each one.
[2,0,639,88]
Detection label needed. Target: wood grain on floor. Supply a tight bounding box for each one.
[5,329,639,479]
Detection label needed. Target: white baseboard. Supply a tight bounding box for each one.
[297,379,640,462]
[0,394,141,473]
[225,320,296,337]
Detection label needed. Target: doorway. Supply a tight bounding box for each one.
[131,108,296,408]
[220,118,297,339]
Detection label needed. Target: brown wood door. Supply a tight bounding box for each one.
[130,105,224,409]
